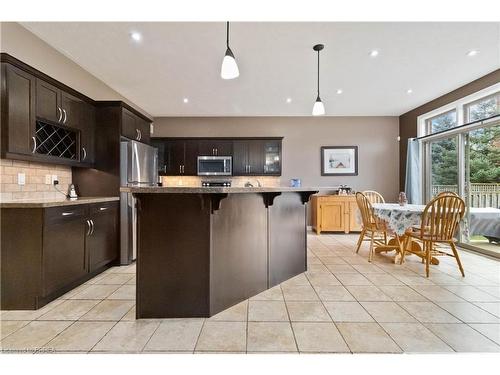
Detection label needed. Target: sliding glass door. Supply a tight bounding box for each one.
[421,92,499,257]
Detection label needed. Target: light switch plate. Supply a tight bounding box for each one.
[45,175,52,185]
[17,173,25,185]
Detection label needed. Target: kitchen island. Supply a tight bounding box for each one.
[121,186,319,318]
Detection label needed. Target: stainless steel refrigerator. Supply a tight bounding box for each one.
[120,140,158,264]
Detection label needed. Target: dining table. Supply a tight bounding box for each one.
[371,203,441,264]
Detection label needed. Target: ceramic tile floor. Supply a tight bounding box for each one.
[2,233,500,354]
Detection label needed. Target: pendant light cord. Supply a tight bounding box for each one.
[226,21,229,48]
[317,49,320,97]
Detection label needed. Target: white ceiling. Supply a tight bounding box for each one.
[21,22,500,117]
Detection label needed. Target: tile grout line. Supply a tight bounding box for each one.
[280,283,299,353]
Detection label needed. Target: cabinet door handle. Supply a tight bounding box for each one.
[163,165,167,174]
[62,212,74,216]
[31,136,37,153]
[182,165,185,174]
[62,109,67,124]
[136,129,140,140]
[215,148,218,155]
[99,207,108,211]
[248,165,251,173]
[82,147,87,161]
[138,129,142,141]
[179,165,182,174]
[57,107,63,122]
[86,220,91,236]
[90,219,95,235]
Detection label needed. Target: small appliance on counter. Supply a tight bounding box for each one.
[201,180,232,187]
[338,185,353,195]
[68,184,78,200]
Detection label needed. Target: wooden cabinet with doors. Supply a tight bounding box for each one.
[121,107,151,144]
[0,200,119,310]
[198,139,232,156]
[311,195,361,234]
[1,63,36,157]
[150,137,283,177]
[232,139,264,175]
[159,139,198,176]
[1,53,97,167]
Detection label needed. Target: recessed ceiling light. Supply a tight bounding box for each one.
[467,50,479,57]
[369,50,379,57]
[183,98,189,103]
[336,89,343,95]
[407,89,413,94]
[130,32,142,42]
[286,98,292,103]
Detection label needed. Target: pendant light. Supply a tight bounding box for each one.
[312,44,326,116]
[221,22,239,79]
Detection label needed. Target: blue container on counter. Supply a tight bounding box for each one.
[290,178,301,187]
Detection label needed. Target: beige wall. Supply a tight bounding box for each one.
[0,22,150,118]
[152,116,400,200]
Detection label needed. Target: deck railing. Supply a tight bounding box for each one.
[432,183,500,208]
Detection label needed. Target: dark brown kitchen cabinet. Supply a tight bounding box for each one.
[263,140,282,175]
[121,107,151,144]
[42,205,88,297]
[150,137,283,177]
[88,202,119,271]
[198,140,232,156]
[1,63,36,157]
[1,54,98,167]
[1,201,119,310]
[162,139,198,175]
[232,140,264,175]
[36,78,61,123]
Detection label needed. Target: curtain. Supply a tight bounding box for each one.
[405,138,421,204]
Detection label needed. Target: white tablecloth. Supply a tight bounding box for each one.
[372,203,425,236]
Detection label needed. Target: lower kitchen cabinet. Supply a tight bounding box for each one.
[43,205,88,297]
[88,202,119,271]
[0,201,119,310]
[311,195,362,234]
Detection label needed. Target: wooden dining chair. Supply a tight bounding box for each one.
[355,192,401,262]
[402,194,466,277]
[362,190,386,204]
[436,191,459,198]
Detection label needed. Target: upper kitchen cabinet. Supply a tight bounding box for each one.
[0,63,36,156]
[121,107,151,144]
[1,53,97,167]
[198,139,233,156]
[263,140,282,175]
[233,140,264,176]
[35,79,62,124]
[151,137,283,177]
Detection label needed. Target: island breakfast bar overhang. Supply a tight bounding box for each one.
[120,187,319,318]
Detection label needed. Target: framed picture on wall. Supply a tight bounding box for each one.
[321,146,358,176]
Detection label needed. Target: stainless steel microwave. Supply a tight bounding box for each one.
[197,156,232,176]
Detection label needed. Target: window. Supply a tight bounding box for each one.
[465,92,500,122]
[426,109,457,134]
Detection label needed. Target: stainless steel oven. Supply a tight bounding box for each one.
[197,156,232,176]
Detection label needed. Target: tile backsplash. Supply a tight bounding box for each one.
[162,175,281,187]
[0,159,72,201]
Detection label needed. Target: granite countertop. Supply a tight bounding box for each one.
[121,186,325,194]
[0,196,120,208]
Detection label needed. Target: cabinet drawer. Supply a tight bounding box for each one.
[44,205,87,225]
[89,201,119,215]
